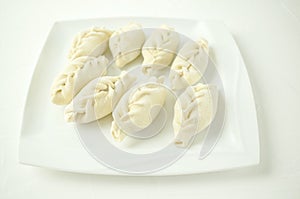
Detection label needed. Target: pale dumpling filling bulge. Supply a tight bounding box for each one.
[173,83,218,147]
[111,83,167,142]
[109,23,145,68]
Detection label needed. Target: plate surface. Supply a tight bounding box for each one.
[19,17,259,176]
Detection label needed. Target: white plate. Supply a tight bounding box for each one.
[19,17,260,176]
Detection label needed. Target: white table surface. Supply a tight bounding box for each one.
[0,0,300,198]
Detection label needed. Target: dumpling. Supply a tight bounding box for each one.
[51,55,109,105]
[173,83,218,148]
[68,27,112,60]
[111,82,167,142]
[109,23,145,68]
[169,39,209,90]
[64,72,137,123]
[64,76,118,123]
[111,83,167,142]
[142,25,179,75]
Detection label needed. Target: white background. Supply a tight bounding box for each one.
[0,0,300,198]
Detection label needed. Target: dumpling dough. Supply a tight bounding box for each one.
[51,56,109,105]
[142,25,179,74]
[68,27,112,60]
[109,23,145,68]
[169,39,209,90]
[64,72,137,123]
[173,83,218,147]
[111,82,167,142]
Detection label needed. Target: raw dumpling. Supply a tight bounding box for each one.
[142,25,179,75]
[173,83,218,148]
[51,56,109,105]
[111,82,167,142]
[68,27,112,60]
[169,39,209,90]
[64,72,137,123]
[109,23,145,68]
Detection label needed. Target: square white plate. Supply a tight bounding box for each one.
[19,17,259,176]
